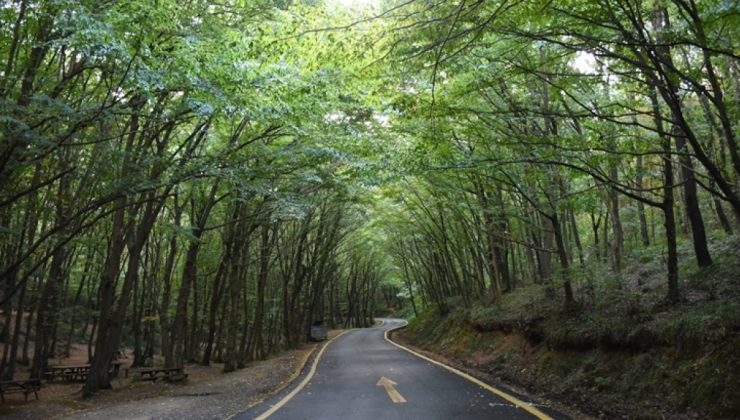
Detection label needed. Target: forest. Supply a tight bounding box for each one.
[0,0,738,416]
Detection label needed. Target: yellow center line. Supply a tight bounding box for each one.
[383,321,553,420]
[255,330,352,420]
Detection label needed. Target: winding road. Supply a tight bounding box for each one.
[238,319,567,420]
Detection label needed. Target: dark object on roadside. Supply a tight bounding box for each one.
[310,321,327,341]
[0,379,41,403]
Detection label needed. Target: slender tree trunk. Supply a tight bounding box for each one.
[399,246,418,318]
[22,295,34,365]
[249,223,271,361]
[674,125,712,266]
[568,210,584,266]
[202,260,226,366]
[3,284,26,379]
[31,155,71,378]
[551,213,575,307]
[636,155,651,247]
[160,194,182,369]
[86,192,164,395]
[607,182,623,273]
[171,183,219,367]
[650,87,680,303]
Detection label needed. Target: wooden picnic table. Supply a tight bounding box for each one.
[134,367,188,382]
[45,365,90,383]
[45,361,124,383]
[0,379,41,403]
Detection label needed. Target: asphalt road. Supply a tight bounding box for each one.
[238,319,566,420]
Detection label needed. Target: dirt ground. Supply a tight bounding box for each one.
[0,331,346,419]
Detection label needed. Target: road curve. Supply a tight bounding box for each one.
[237,318,567,420]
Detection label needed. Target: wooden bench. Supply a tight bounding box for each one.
[136,367,188,382]
[0,379,41,403]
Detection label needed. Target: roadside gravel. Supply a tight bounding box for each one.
[63,345,317,420]
[0,344,317,420]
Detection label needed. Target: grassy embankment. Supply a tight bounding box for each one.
[399,235,740,418]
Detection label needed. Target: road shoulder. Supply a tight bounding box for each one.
[235,329,353,420]
[387,324,587,420]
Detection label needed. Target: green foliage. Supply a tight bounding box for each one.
[1,0,738,408]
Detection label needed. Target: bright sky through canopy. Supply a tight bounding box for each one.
[328,0,380,11]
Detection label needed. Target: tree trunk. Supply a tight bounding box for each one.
[551,213,575,307]
[249,224,271,361]
[636,154,651,247]
[171,183,219,367]
[160,194,182,369]
[85,194,163,395]
[201,260,226,366]
[674,125,712,266]
[650,86,680,304]
[31,157,71,379]
[3,284,26,380]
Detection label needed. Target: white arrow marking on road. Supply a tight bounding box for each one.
[376,376,407,403]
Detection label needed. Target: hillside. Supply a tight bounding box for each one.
[398,235,740,418]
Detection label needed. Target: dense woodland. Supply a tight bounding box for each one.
[1,0,738,405]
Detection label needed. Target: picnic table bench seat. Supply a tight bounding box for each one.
[0,379,41,403]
